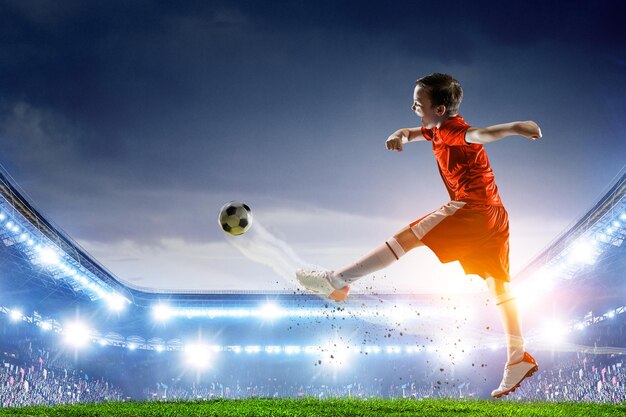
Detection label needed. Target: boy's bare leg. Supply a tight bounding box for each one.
[318,226,424,301]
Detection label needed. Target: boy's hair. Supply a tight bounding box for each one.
[416,73,463,116]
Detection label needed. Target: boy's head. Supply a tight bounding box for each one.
[412,73,463,128]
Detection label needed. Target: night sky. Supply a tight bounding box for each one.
[1,0,625,293]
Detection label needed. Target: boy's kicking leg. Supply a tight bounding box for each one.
[486,277,539,398]
[296,226,422,301]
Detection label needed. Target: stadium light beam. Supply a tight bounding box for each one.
[259,302,283,320]
[9,309,22,321]
[153,304,173,321]
[38,246,60,265]
[184,343,214,369]
[64,321,90,348]
[106,294,127,312]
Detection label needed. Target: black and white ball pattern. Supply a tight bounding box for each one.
[219,201,253,236]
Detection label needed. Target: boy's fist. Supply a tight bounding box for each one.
[386,135,405,152]
[517,121,542,140]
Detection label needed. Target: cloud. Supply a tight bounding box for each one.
[1,101,81,168]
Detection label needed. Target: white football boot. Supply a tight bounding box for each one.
[295,269,350,301]
[491,352,539,398]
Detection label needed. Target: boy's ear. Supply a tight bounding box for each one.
[435,105,447,116]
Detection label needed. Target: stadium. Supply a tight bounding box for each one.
[0,162,624,409]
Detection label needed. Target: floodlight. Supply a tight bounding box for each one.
[99,339,108,346]
[569,240,596,264]
[38,247,60,265]
[542,319,567,344]
[128,343,137,350]
[184,343,213,369]
[155,345,164,352]
[9,309,22,321]
[607,311,615,319]
[265,346,281,354]
[153,304,173,321]
[285,346,301,355]
[0,213,5,221]
[106,294,127,311]
[385,346,397,354]
[322,341,351,368]
[5,221,13,229]
[245,345,261,354]
[40,321,52,331]
[259,302,283,320]
[613,221,621,228]
[620,213,626,221]
[64,322,90,348]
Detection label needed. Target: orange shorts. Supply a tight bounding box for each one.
[409,201,510,282]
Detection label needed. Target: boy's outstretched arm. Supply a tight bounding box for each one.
[385,127,426,152]
[465,121,542,144]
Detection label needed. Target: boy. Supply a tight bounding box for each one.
[296,73,542,398]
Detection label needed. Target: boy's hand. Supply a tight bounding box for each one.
[385,134,405,152]
[516,121,542,140]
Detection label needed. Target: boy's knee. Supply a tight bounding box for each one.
[485,276,509,296]
[393,227,424,252]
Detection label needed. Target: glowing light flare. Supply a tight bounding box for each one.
[38,247,60,265]
[568,240,597,265]
[284,346,301,355]
[63,322,91,348]
[106,294,127,311]
[321,341,352,367]
[245,345,261,354]
[265,346,281,354]
[9,309,22,321]
[541,319,567,345]
[184,343,214,369]
[153,304,173,321]
[259,302,283,320]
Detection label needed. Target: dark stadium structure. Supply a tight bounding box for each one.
[0,165,624,403]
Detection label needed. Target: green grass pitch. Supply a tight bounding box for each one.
[0,398,624,417]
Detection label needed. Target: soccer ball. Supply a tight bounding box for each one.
[219,201,253,236]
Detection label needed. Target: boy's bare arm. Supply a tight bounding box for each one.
[465,121,542,144]
[385,127,426,152]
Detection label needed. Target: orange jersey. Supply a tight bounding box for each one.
[421,115,503,206]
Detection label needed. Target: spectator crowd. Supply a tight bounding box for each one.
[0,340,124,408]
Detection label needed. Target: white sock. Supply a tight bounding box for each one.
[331,239,405,288]
[494,292,525,365]
[506,334,525,365]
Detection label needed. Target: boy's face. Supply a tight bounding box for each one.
[412,86,445,129]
